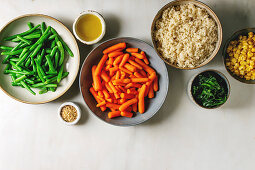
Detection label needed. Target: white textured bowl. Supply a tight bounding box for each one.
[73,10,106,45]
[58,102,81,125]
[0,14,80,104]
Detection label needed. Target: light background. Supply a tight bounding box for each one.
[0,0,255,170]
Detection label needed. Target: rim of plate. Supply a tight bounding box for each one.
[79,37,169,126]
[0,14,80,104]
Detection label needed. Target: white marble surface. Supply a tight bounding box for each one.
[0,0,255,169]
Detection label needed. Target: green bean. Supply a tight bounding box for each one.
[54,50,59,69]
[0,46,13,50]
[4,70,33,75]
[1,48,23,56]
[14,75,27,83]
[29,26,51,52]
[46,72,69,83]
[9,58,20,62]
[27,22,34,29]
[17,35,32,45]
[51,40,56,48]
[50,46,58,57]
[24,78,35,84]
[48,35,56,40]
[18,48,28,58]
[16,50,29,66]
[12,82,22,86]
[34,59,45,82]
[20,81,36,95]
[39,88,48,94]
[2,42,23,64]
[41,22,46,34]
[4,24,40,41]
[43,74,55,79]
[49,87,56,92]
[45,48,51,53]
[45,54,56,73]
[25,57,31,67]
[56,41,65,66]
[10,61,22,71]
[31,58,36,73]
[57,64,64,83]
[51,27,74,57]
[12,34,41,42]
[30,43,43,58]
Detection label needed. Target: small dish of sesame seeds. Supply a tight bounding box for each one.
[58,102,81,125]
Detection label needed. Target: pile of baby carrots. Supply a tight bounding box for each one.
[90,42,159,118]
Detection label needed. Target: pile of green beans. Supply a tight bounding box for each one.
[0,22,74,95]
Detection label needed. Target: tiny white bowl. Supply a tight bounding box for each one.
[58,102,81,125]
[73,10,106,45]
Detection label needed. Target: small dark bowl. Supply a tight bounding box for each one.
[79,37,169,126]
[188,69,230,109]
[223,28,255,84]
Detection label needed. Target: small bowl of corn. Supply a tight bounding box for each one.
[223,28,255,84]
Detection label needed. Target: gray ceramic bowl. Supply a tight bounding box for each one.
[223,28,255,84]
[79,37,169,126]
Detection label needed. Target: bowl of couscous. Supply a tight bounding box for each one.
[151,0,222,70]
[223,28,255,84]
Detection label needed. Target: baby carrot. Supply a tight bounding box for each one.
[120,93,135,99]
[98,91,104,98]
[121,111,133,118]
[125,82,142,88]
[97,100,106,107]
[119,66,132,74]
[115,70,120,79]
[108,111,121,119]
[106,98,113,103]
[108,51,123,58]
[103,42,126,54]
[117,86,126,93]
[138,84,146,113]
[102,89,111,98]
[113,54,124,66]
[108,57,114,65]
[139,70,147,77]
[95,54,108,76]
[101,70,110,82]
[127,88,138,95]
[124,63,136,72]
[119,98,138,112]
[131,53,144,59]
[134,72,143,78]
[148,84,154,98]
[109,82,118,93]
[132,103,138,112]
[131,78,149,83]
[141,51,149,65]
[135,58,155,75]
[89,87,106,111]
[106,103,121,110]
[105,82,113,93]
[119,53,130,67]
[119,98,126,104]
[113,79,131,84]
[153,75,158,91]
[128,60,143,70]
[92,65,102,91]
[126,48,138,53]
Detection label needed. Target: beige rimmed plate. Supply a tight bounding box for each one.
[0,14,80,104]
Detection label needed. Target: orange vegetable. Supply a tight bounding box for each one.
[100,70,110,82]
[115,71,120,79]
[139,70,147,77]
[128,60,143,70]
[141,51,149,65]
[119,66,132,74]
[121,111,133,118]
[102,89,111,99]
[132,103,137,112]
[105,82,113,93]
[113,79,131,84]
[108,82,118,93]
[131,78,149,83]
[138,84,146,113]
[92,65,102,91]
[126,48,138,53]
[120,93,135,99]
[96,100,106,107]
[89,87,106,111]
[131,53,144,59]
[113,54,124,66]
[106,103,121,110]
[153,76,158,91]
[148,84,154,98]
[108,111,121,118]
[127,88,138,94]
[108,57,114,65]
[135,58,155,75]
[134,72,143,78]
[95,54,108,76]
[119,98,138,112]
[98,91,104,98]
[108,51,123,58]
[124,63,137,72]
[103,42,126,54]
[125,82,142,89]
[119,53,130,67]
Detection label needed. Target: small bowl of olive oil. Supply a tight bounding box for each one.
[73,10,106,45]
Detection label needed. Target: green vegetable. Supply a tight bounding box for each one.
[192,71,228,108]
[1,22,73,95]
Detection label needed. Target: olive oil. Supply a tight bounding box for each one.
[75,14,102,42]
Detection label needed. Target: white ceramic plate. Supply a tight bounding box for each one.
[0,14,80,104]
